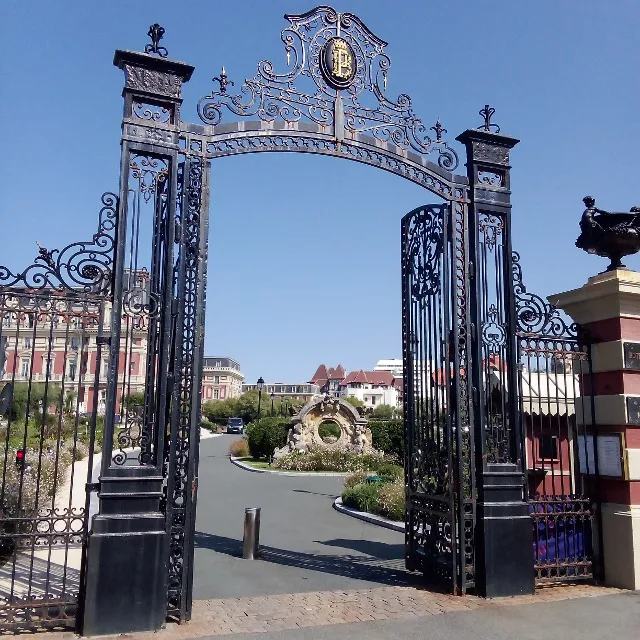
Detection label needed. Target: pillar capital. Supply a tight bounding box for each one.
[550,269,640,326]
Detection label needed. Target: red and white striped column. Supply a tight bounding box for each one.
[551,269,640,590]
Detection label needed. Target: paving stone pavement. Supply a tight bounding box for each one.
[58,583,622,640]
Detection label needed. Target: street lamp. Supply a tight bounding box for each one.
[270,392,275,416]
[256,376,264,422]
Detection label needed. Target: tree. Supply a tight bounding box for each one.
[373,404,395,419]
[202,397,238,424]
[343,395,364,408]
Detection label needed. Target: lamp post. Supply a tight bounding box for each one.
[256,376,264,422]
[270,392,275,416]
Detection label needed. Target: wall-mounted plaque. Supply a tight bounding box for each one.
[627,396,640,425]
[623,342,640,370]
[577,434,624,478]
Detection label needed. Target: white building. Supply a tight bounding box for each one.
[339,370,400,409]
[373,359,403,377]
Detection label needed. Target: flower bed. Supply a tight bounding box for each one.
[273,445,398,473]
[341,470,404,522]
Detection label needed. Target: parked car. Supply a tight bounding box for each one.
[226,417,245,434]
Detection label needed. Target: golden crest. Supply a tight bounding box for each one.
[320,37,357,89]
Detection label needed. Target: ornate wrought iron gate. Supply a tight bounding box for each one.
[0,195,117,630]
[1,4,606,636]
[401,203,475,593]
[512,255,602,583]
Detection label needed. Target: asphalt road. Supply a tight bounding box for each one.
[192,435,419,600]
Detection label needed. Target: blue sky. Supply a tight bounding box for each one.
[1,1,638,386]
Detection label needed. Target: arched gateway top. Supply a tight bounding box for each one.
[186,5,469,200]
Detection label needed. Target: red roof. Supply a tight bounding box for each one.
[310,364,346,387]
[339,370,395,387]
[310,364,328,385]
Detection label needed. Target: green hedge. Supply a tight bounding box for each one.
[245,417,290,459]
[368,419,404,461]
[318,421,341,440]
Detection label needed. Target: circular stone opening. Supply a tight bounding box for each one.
[318,420,341,444]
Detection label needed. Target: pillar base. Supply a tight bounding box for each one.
[475,465,535,598]
[601,503,640,589]
[80,475,168,636]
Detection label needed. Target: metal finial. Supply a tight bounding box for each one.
[430,117,447,142]
[145,23,168,57]
[212,66,235,94]
[479,104,500,133]
[35,242,55,268]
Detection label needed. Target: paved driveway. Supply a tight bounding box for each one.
[193,435,419,600]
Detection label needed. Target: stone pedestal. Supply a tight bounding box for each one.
[550,269,640,590]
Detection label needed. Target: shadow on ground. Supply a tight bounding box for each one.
[194,531,423,588]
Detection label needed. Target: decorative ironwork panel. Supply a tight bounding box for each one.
[401,203,474,592]
[197,6,458,171]
[512,252,600,583]
[164,157,207,622]
[0,292,104,631]
[0,194,118,295]
[108,152,175,468]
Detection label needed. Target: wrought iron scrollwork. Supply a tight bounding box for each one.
[403,206,445,300]
[513,251,577,337]
[197,6,458,170]
[0,193,118,295]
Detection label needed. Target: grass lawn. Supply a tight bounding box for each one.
[234,457,274,471]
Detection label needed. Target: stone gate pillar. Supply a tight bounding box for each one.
[457,114,535,597]
[551,270,640,589]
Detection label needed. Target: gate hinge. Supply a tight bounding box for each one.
[86,481,100,493]
[96,336,111,346]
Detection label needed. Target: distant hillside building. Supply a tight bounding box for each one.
[242,382,319,403]
[309,364,346,397]
[339,370,400,409]
[201,357,244,401]
[373,358,403,377]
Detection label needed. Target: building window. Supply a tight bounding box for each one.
[214,389,219,400]
[69,360,77,381]
[20,359,29,378]
[23,337,32,350]
[103,360,109,378]
[371,396,376,405]
[130,360,137,374]
[539,435,558,460]
[214,375,220,384]
[43,358,52,377]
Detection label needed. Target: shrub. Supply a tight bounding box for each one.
[368,420,404,460]
[229,438,249,458]
[377,478,405,521]
[318,421,341,441]
[200,419,215,432]
[374,462,403,483]
[245,417,290,459]
[342,483,380,513]
[344,470,369,489]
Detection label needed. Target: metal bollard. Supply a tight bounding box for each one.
[242,507,261,559]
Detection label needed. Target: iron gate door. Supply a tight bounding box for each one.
[0,194,117,631]
[512,254,602,583]
[401,203,476,594]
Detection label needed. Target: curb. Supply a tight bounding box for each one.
[229,456,349,477]
[333,496,405,532]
